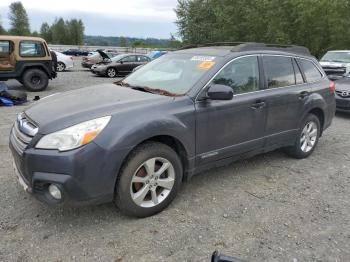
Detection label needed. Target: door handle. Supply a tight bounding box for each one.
[251,101,266,109]
[299,91,310,99]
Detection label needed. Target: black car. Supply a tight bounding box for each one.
[91,53,151,77]
[63,49,89,56]
[9,43,335,217]
[332,77,350,112]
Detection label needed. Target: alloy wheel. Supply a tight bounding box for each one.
[130,157,175,208]
[107,68,116,78]
[300,121,318,153]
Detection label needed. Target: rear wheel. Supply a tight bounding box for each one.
[115,142,183,217]
[106,67,117,78]
[285,114,321,159]
[22,69,49,92]
[56,62,66,72]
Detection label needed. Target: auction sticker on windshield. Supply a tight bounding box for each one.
[191,56,216,62]
[198,61,216,70]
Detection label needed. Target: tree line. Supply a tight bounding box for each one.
[175,0,350,57]
[0,1,85,45]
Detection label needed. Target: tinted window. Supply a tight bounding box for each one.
[122,56,136,63]
[0,41,10,53]
[263,56,295,88]
[298,59,322,82]
[211,56,260,94]
[293,59,304,84]
[138,56,150,62]
[20,41,45,57]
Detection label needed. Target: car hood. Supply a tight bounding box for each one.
[334,78,350,91]
[25,84,172,134]
[320,61,350,68]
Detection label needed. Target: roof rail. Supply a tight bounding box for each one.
[179,42,311,55]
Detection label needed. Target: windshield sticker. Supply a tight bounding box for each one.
[191,56,216,62]
[198,61,216,70]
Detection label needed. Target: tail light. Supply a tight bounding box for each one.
[329,81,336,93]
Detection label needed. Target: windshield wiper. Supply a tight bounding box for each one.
[114,81,181,97]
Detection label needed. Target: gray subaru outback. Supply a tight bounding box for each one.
[9,43,336,217]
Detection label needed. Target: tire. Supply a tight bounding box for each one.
[285,114,321,159]
[115,142,183,218]
[56,62,66,72]
[22,69,49,92]
[106,67,117,78]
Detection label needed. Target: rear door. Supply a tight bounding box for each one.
[0,40,15,72]
[261,55,309,148]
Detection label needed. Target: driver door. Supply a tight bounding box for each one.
[0,40,15,72]
[195,55,267,164]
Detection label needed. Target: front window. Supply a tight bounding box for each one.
[111,54,128,62]
[121,53,219,95]
[321,52,350,63]
[20,41,46,57]
[211,56,260,94]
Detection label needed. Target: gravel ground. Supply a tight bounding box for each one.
[0,58,350,262]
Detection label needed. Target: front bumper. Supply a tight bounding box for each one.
[335,95,350,112]
[9,131,126,206]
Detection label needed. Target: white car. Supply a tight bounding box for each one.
[54,51,74,72]
[320,50,350,79]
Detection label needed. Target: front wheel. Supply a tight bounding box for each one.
[106,67,117,78]
[285,114,321,159]
[115,142,183,217]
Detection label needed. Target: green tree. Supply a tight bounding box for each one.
[51,18,69,44]
[175,0,350,57]
[0,15,7,35]
[40,22,52,42]
[119,36,128,47]
[8,1,30,36]
[67,19,84,45]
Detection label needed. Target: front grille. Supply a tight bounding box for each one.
[10,113,38,155]
[336,90,350,98]
[322,66,346,76]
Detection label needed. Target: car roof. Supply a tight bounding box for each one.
[0,35,46,42]
[175,42,312,58]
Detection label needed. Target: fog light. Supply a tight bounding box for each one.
[48,184,62,200]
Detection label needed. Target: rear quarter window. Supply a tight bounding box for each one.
[0,41,11,53]
[298,59,323,83]
[19,41,46,57]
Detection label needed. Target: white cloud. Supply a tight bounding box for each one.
[0,0,177,21]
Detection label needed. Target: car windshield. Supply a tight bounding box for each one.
[321,52,350,63]
[111,54,127,62]
[120,53,218,95]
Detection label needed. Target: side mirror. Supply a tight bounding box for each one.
[120,60,124,64]
[207,84,233,100]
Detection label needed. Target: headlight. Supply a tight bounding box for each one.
[36,116,111,151]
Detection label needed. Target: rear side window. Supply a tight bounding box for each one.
[138,56,150,62]
[0,41,11,53]
[263,56,295,88]
[211,56,260,94]
[20,41,46,57]
[298,59,323,82]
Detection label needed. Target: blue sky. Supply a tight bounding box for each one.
[0,0,178,39]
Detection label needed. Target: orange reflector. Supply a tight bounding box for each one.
[82,130,100,145]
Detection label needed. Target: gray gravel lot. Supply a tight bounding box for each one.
[1,58,350,262]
